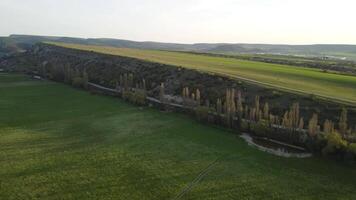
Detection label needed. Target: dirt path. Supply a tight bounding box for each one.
[172,158,220,200]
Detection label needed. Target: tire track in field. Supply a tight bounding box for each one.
[172,157,221,200]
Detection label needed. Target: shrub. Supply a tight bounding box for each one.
[322,132,347,156]
[72,77,84,88]
[250,121,270,137]
[122,89,146,105]
[195,106,211,122]
[240,120,249,132]
[122,90,131,101]
[131,90,146,105]
[347,143,356,155]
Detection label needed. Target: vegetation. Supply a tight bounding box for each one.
[48,42,356,105]
[1,73,356,199]
[32,54,356,161]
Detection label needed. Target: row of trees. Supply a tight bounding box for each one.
[42,66,356,160]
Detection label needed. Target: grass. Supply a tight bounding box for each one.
[48,42,356,106]
[1,73,356,200]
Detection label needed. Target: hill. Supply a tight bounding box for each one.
[2,34,356,61]
[47,42,356,106]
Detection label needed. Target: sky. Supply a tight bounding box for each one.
[1,0,355,44]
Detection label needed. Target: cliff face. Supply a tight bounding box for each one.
[1,43,355,125]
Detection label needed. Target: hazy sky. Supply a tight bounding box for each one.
[1,0,355,44]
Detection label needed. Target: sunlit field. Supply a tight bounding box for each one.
[49,42,356,106]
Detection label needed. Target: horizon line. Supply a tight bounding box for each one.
[2,33,356,46]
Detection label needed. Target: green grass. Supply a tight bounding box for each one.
[1,73,356,200]
[48,42,356,106]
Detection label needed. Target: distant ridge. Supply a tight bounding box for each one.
[1,34,356,60]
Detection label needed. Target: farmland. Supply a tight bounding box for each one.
[48,42,356,106]
[0,73,356,199]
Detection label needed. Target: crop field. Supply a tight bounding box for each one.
[49,42,356,106]
[0,73,356,200]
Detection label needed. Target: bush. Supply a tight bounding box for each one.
[322,132,347,156]
[122,90,131,101]
[72,77,84,88]
[306,134,327,153]
[131,90,146,105]
[195,106,211,122]
[250,121,270,137]
[347,143,356,155]
[240,120,249,132]
[122,89,146,105]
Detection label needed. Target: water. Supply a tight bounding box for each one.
[240,133,312,158]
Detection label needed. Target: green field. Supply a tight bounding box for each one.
[49,42,356,105]
[1,73,356,199]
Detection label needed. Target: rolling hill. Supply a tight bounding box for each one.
[48,42,356,106]
[2,34,356,60]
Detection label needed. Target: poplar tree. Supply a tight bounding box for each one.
[115,81,120,91]
[119,75,124,86]
[323,119,334,134]
[123,73,128,90]
[142,79,146,91]
[82,70,89,89]
[250,108,256,121]
[263,102,269,120]
[216,98,222,115]
[255,96,260,121]
[244,105,249,119]
[159,83,165,102]
[308,113,319,136]
[196,89,201,104]
[225,89,236,127]
[128,74,134,88]
[236,90,243,120]
[298,117,304,130]
[182,87,189,99]
[338,107,348,136]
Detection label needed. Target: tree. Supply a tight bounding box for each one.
[142,79,146,91]
[236,90,244,120]
[159,82,165,102]
[196,89,201,105]
[290,103,300,128]
[298,117,304,130]
[322,131,347,156]
[64,64,72,84]
[323,119,334,134]
[338,107,348,136]
[128,74,134,88]
[123,74,128,90]
[82,70,89,89]
[263,102,269,120]
[119,74,124,86]
[282,111,291,128]
[183,87,189,98]
[115,81,120,91]
[308,113,319,137]
[249,108,256,121]
[216,98,222,114]
[225,89,236,127]
[244,105,249,119]
[281,102,300,129]
[255,96,260,121]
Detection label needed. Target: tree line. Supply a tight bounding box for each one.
[41,65,356,162]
